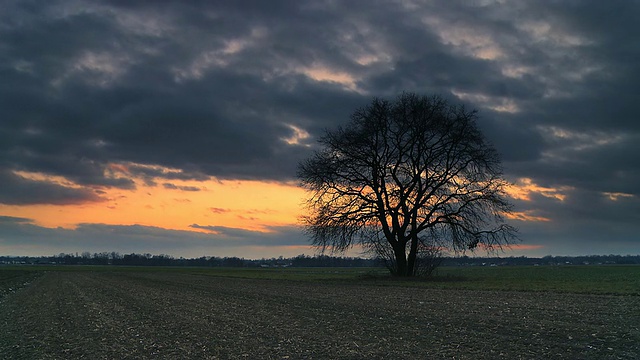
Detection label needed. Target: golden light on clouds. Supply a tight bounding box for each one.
[300,66,361,92]
[505,177,571,202]
[505,211,551,222]
[12,170,84,189]
[603,192,635,201]
[421,15,504,60]
[281,124,312,146]
[540,126,625,150]
[451,89,520,113]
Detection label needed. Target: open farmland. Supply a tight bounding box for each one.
[0,267,639,359]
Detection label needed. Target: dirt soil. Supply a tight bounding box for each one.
[0,271,638,359]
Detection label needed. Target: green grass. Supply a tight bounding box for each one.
[424,265,640,294]
[181,265,640,295]
[191,265,640,295]
[1,264,638,295]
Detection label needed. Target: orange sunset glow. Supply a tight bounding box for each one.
[504,178,571,202]
[0,170,562,258]
[0,175,305,234]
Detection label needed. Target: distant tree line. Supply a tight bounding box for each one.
[1,252,639,267]
[0,252,379,267]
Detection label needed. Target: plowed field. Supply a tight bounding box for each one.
[1,270,638,359]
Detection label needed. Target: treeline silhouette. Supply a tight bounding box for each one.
[0,252,376,267]
[1,252,639,267]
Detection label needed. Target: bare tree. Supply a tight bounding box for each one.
[298,93,517,276]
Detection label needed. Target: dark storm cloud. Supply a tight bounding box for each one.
[0,1,504,189]
[0,0,325,187]
[507,133,640,196]
[0,170,104,205]
[1,1,639,254]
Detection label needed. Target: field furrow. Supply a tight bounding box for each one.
[0,270,638,359]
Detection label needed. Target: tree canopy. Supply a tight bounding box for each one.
[298,93,517,276]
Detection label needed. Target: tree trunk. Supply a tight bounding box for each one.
[406,235,418,277]
[392,243,409,276]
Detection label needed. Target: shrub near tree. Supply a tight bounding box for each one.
[298,93,518,277]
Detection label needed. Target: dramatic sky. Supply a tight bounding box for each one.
[1,0,638,258]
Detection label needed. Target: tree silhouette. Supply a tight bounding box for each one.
[298,93,517,276]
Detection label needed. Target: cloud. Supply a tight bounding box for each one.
[508,186,640,255]
[0,170,105,205]
[189,223,305,246]
[162,183,201,191]
[0,215,33,224]
[209,207,230,214]
[0,220,308,258]
[189,224,259,238]
[3,1,634,188]
[1,1,639,255]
